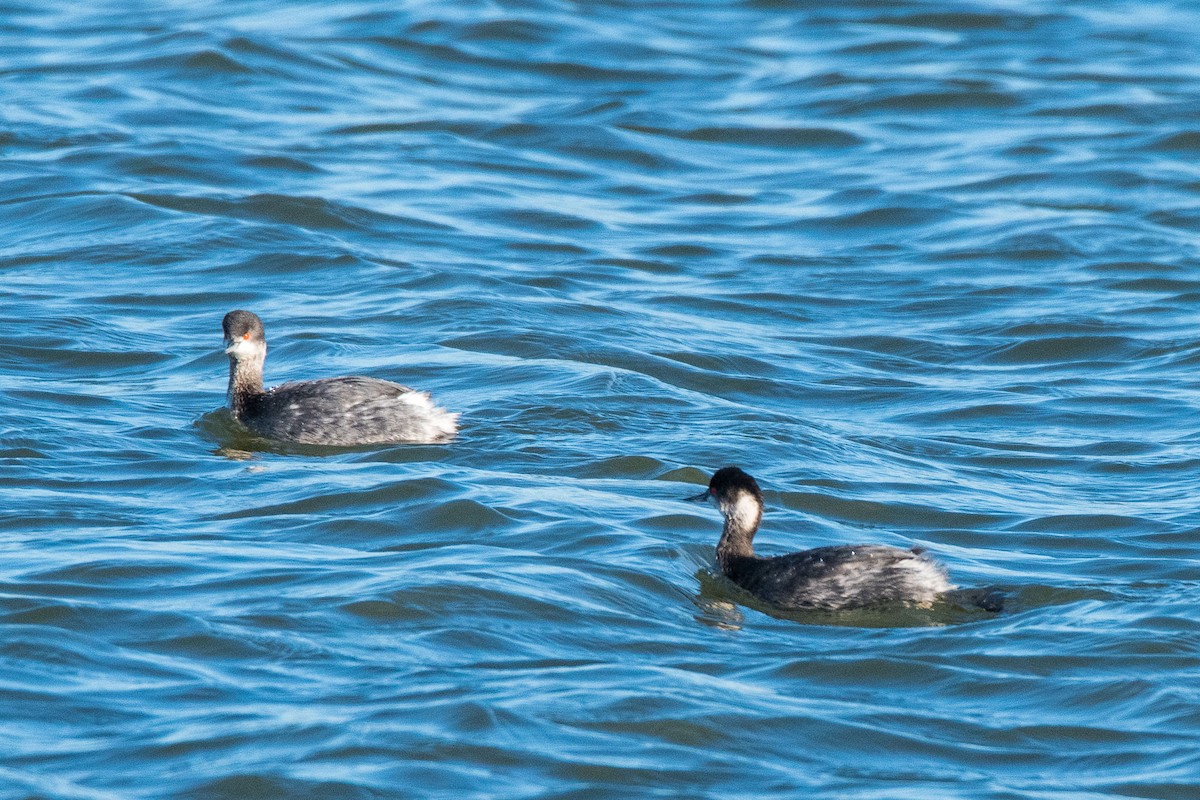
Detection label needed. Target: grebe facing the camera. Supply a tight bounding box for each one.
[689,466,954,611]
[221,310,457,447]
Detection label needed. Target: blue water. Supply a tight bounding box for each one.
[4,1,1200,797]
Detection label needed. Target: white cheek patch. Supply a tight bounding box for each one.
[721,491,761,532]
[226,338,265,359]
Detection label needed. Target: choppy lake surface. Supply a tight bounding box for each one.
[4,1,1200,797]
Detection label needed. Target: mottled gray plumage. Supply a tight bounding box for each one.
[690,466,953,610]
[222,310,457,446]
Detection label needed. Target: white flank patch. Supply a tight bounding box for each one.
[399,391,459,437]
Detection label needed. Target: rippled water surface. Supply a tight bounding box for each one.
[4,1,1200,797]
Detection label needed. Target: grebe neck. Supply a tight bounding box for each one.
[227,353,265,417]
[716,491,761,570]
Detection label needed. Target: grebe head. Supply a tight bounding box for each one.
[222,310,267,362]
[688,466,764,536]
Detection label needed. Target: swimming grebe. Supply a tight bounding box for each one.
[222,310,458,446]
[688,466,954,610]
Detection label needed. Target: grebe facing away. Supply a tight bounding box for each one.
[689,467,954,611]
[222,310,457,446]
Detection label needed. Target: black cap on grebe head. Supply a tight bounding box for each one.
[708,466,761,502]
[223,310,265,345]
[223,310,267,361]
[685,466,763,504]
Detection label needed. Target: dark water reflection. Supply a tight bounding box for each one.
[3,1,1200,797]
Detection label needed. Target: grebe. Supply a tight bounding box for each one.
[222,310,457,446]
[689,467,954,610]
